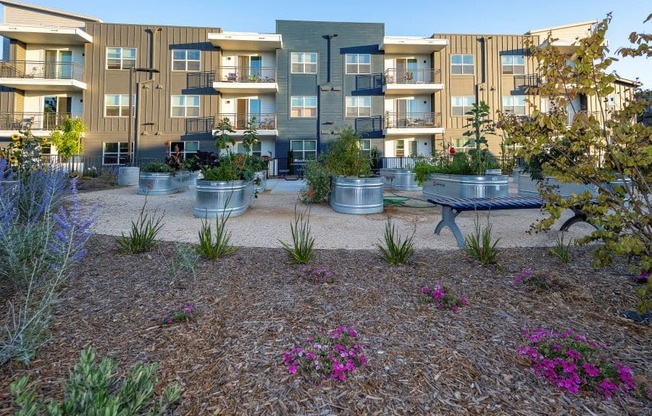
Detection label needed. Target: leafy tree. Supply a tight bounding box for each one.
[499,14,652,312]
[462,101,499,175]
[214,117,235,154]
[49,117,86,162]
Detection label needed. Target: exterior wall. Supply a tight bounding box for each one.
[275,20,385,160]
[82,22,222,162]
[433,33,541,155]
[2,3,96,27]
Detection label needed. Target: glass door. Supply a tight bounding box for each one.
[396,99,417,127]
[396,58,417,83]
[45,50,72,79]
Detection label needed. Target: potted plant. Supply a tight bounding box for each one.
[417,102,509,199]
[137,154,192,196]
[303,126,384,214]
[194,119,255,218]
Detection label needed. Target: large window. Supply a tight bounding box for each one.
[501,55,525,74]
[172,50,201,71]
[291,52,318,74]
[451,96,475,116]
[502,96,527,115]
[103,142,129,165]
[106,47,136,70]
[171,95,200,117]
[104,94,133,117]
[237,141,262,157]
[346,54,371,74]
[345,96,371,117]
[290,96,317,118]
[290,140,317,161]
[451,54,474,75]
[168,141,199,159]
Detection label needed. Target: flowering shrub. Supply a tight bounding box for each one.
[419,284,468,311]
[154,304,196,327]
[283,326,366,382]
[517,328,638,398]
[299,266,335,284]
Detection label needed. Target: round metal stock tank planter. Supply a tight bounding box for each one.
[137,171,191,196]
[253,170,267,193]
[117,166,140,186]
[194,179,254,218]
[380,168,421,191]
[422,174,510,199]
[329,176,384,214]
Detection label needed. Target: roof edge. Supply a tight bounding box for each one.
[526,19,598,35]
[0,0,102,23]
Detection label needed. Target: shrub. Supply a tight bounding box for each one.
[196,213,236,259]
[376,218,415,265]
[279,206,315,264]
[116,200,164,254]
[549,232,573,263]
[301,159,331,204]
[465,216,500,265]
[168,242,200,280]
[140,161,175,173]
[10,347,180,414]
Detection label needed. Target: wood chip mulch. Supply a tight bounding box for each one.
[0,234,650,415]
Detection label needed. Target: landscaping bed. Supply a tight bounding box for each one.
[0,235,649,415]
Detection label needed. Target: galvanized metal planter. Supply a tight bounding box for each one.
[117,166,140,186]
[422,173,510,199]
[138,171,192,195]
[329,176,384,214]
[379,168,422,191]
[194,179,254,218]
[517,174,630,198]
[253,170,267,193]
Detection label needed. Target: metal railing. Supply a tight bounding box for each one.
[215,113,277,130]
[0,112,73,130]
[0,60,84,81]
[383,68,441,85]
[216,66,276,83]
[384,112,442,129]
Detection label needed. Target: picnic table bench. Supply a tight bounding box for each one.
[426,195,593,248]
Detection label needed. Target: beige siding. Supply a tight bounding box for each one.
[3,5,92,28]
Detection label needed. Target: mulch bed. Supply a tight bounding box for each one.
[0,234,650,415]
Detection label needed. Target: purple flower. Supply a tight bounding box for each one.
[583,362,600,377]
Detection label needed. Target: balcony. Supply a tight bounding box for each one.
[383,112,444,136]
[0,60,86,91]
[213,66,278,93]
[214,113,278,136]
[514,74,541,94]
[381,36,447,54]
[0,24,92,45]
[0,111,72,133]
[208,32,283,51]
[383,69,443,94]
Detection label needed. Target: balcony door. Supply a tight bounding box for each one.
[396,58,417,83]
[236,98,261,129]
[396,99,417,127]
[238,56,262,81]
[43,96,71,130]
[45,50,72,79]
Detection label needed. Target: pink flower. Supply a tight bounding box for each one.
[583,362,600,377]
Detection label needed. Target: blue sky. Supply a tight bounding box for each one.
[1,0,650,86]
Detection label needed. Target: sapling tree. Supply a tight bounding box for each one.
[49,117,86,162]
[462,101,498,175]
[498,14,652,312]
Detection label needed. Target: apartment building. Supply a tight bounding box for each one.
[0,0,641,170]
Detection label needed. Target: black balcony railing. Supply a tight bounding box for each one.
[0,60,84,82]
[384,112,442,129]
[383,68,441,85]
[0,112,73,131]
[215,113,277,130]
[514,74,541,94]
[216,66,276,83]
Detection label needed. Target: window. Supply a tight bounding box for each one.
[291,52,318,74]
[290,96,317,117]
[104,94,133,117]
[106,47,136,70]
[501,55,525,75]
[290,140,317,161]
[345,96,371,117]
[172,50,200,71]
[359,139,371,155]
[451,96,475,116]
[502,96,527,115]
[171,95,200,117]
[346,54,371,74]
[237,141,262,157]
[168,141,199,159]
[451,54,474,75]
[103,142,129,165]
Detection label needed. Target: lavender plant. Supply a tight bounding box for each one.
[0,163,95,366]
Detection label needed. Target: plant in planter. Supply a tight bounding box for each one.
[303,126,384,214]
[138,158,191,196]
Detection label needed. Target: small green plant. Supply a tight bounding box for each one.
[279,206,315,264]
[117,200,164,254]
[10,347,180,415]
[196,213,236,260]
[465,215,500,264]
[419,284,468,311]
[301,158,331,203]
[168,243,199,280]
[376,218,415,265]
[549,232,573,263]
[299,266,335,284]
[153,304,197,327]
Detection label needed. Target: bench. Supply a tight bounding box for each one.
[426,195,594,248]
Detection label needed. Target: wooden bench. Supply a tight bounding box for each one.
[426,195,594,248]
